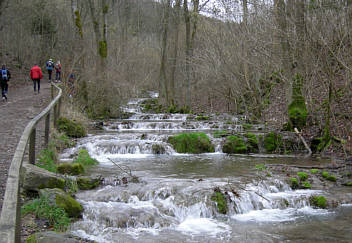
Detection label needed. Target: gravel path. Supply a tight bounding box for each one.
[0,81,51,213]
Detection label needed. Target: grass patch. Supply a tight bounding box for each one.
[290,178,299,189]
[22,196,71,232]
[213,130,228,138]
[245,132,259,153]
[309,195,327,209]
[263,132,282,153]
[57,117,86,138]
[297,172,308,181]
[168,132,215,154]
[211,191,227,214]
[73,149,99,166]
[222,135,247,154]
[310,169,319,174]
[36,148,57,173]
[255,164,266,171]
[242,124,253,130]
[302,181,311,189]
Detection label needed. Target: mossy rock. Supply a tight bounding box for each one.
[39,188,83,218]
[263,132,282,153]
[152,144,166,154]
[310,169,319,174]
[343,182,352,186]
[77,177,100,190]
[57,117,86,138]
[290,177,299,189]
[211,191,227,214]
[301,181,311,189]
[322,171,329,179]
[245,133,259,153]
[297,172,308,181]
[26,234,36,243]
[168,132,215,154]
[222,135,247,154]
[57,163,84,175]
[309,195,327,209]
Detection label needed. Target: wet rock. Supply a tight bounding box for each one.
[26,231,92,243]
[77,176,101,190]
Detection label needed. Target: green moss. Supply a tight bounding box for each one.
[263,132,282,153]
[345,182,352,186]
[310,169,319,174]
[47,178,65,189]
[297,172,308,181]
[327,175,336,182]
[57,163,84,175]
[55,192,83,218]
[222,135,247,154]
[168,132,215,154]
[290,177,299,189]
[213,130,228,138]
[99,40,107,58]
[322,171,329,178]
[195,115,209,121]
[245,133,259,153]
[288,74,308,129]
[242,124,253,130]
[74,149,99,166]
[26,234,37,243]
[57,117,86,138]
[255,164,266,171]
[302,181,311,189]
[211,191,227,214]
[77,177,100,190]
[310,196,327,209]
[74,10,83,38]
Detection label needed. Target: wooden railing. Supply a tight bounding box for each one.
[0,84,62,243]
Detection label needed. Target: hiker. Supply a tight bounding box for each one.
[55,60,62,83]
[46,58,54,82]
[30,64,43,94]
[0,64,11,102]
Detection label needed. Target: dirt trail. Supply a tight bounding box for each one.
[0,81,51,213]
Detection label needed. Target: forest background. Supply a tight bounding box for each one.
[0,0,352,157]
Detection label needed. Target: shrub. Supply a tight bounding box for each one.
[263,132,282,153]
[222,135,247,154]
[168,132,215,154]
[22,196,71,232]
[57,117,86,138]
[297,172,308,181]
[310,196,327,209]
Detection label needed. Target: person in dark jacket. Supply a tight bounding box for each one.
[1,64,11,102]
[46,58,54,82]
[30,64,43,94]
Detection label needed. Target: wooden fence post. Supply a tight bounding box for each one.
[53,104,58,128]
[29,128,36,164]
[44,113,50,148]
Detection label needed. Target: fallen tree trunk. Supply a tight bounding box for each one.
[294,127,312,157]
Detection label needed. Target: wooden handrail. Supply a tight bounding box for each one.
[0,84,62,243]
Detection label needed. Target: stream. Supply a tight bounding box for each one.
[60,92,352,243]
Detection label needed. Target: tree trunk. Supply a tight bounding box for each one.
[159,0,171,105]
[169,0,181,106]
[184,0,191,108]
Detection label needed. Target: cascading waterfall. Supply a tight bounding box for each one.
[66,92,352,243]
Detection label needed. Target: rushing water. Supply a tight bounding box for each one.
[62,93,352,243]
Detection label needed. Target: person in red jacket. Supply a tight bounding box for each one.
[30,64,43,94]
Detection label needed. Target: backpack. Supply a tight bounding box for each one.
[1,69,8,80]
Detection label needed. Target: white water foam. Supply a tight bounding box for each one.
[177,217,231,236]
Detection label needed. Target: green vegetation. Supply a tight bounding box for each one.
[57,117,86,138]
[73,149,99,166]
[55,191,83,218]
[77,177,100,190]
[242,124,253,130]
[263,132,282,153]
[22,196,71,232]
[168,132,215,154]
[213,130,228,138]
[302,181,311,189]
[290,178,299,189]
[99,40,108,58]
[245,132,259,153]
[211,191,227,214]
[345,182,352,186]
[26,234,36,243]
[322,171,329,179]
[309,195,327,209]
[195,115,209,121]
[37,148,57,173]
[310,169,319,174]
[222,135,247,154]
[152,144,166,154]
[288,74,308,130]
[57,163,84,175]
[255,164,266,171]
[297,172,308,181]
[321,171,336,182]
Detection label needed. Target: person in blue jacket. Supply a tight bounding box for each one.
[46,58,54,82]
[1,64,11,101]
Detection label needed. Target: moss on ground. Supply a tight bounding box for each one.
[297,172,308,181]
[290,178,299,189]
[245,132,259,153]
[55,192,83,218]
[77,177,100,190]
[57,163,84,175]
[57,117,86,138]
[168,132,215,154]
[222,135,247,154]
